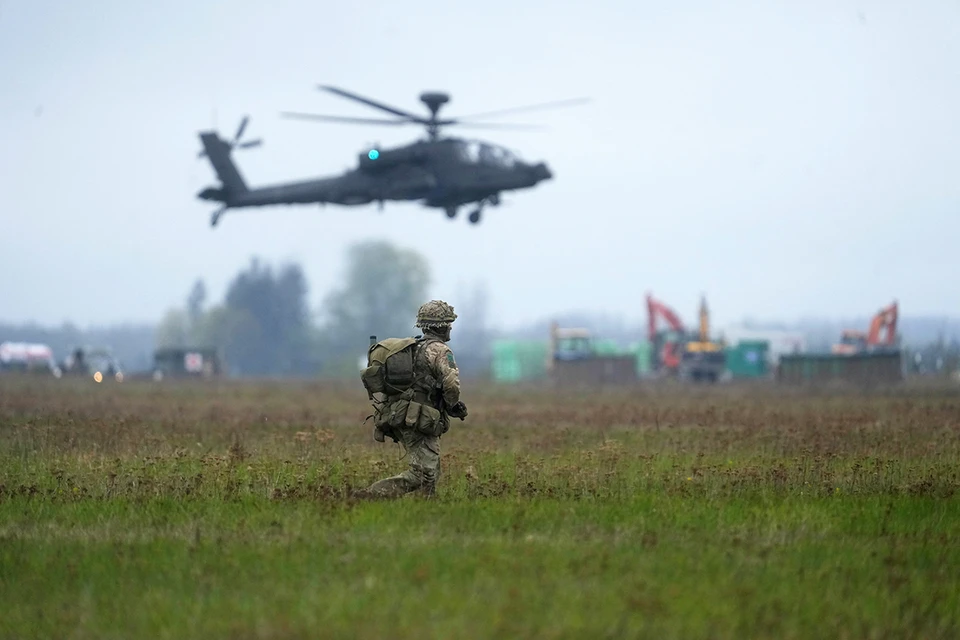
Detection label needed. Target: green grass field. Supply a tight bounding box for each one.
[2,376,959,638]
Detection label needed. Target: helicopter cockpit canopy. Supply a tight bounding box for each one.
[456,140,521,168]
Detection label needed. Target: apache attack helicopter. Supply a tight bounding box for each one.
[195,85,587,227]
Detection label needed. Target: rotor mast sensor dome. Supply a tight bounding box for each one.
[420,92,450,114]
[420,92,450,140]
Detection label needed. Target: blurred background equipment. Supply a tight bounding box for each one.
[546,322,637,386]
[777,350,904,387]
[61,346,124,383]
[780,300,904,387]
[646,294,726,383]
[646,294,686,376]
[0,342,62,377]
[151,347,223,381]
[724,340,770,379]
[678,296,727,383]
[832,301,899,355]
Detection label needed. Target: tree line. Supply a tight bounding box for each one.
[154,240,445,377]
[4,238,958,378]
[0,238,491,379]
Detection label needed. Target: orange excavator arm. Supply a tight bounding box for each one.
[646,294,685,339]
[647,294,686,369]
[867,301,898,346]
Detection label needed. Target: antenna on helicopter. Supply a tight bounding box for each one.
[280,85,590,141]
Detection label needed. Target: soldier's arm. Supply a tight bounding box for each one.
[429,344,461,407]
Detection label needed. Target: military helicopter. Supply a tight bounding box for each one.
[195,85,587,227]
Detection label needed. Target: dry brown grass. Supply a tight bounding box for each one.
[1,375,959,638]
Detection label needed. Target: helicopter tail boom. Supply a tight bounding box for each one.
[198,132,249,196]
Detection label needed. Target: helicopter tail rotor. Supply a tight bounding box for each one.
[198,115,263,158]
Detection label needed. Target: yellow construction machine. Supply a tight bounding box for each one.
[677,296,726,382]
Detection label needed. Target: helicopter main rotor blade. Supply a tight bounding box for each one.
[454,97,590,121]
[237,139,262,148]
[280,112,411,126]
[316,85,424,122]
[444,121,546,131]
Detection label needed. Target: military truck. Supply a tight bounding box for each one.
[151,347,223,380]
[61,346,123,382]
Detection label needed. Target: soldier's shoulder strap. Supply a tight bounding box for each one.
[412,336,443,389]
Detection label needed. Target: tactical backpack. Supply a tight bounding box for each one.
[361,336,446,439]
[361,337,421,399]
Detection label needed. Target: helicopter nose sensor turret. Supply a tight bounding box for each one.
[532,162,552,182]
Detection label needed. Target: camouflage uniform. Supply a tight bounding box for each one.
[363,300,465,498]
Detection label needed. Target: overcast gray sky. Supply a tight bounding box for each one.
[2,0,958,330]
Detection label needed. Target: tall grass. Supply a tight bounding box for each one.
[1,376,958,638]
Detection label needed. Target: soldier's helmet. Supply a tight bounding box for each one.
[415,300,458,329]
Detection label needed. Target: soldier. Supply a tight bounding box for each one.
[362,300,468,498]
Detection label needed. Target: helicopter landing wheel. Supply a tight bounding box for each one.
[468,209,481,224]
[445,207,457,219]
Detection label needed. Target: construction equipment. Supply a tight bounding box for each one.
[679,296,727,382]
[547,322,637,386]
[646,293,726,382]
[832,301,899,355]
[646,294,686,374]
[549,325,595,361]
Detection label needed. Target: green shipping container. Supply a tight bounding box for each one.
[725,340,770,378]
[778,351,902,386]
[491,340,549,382]
[493,339,654,382]
[628,342,652,375]
[592,339,622,355]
